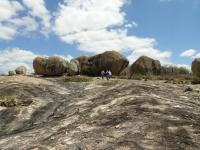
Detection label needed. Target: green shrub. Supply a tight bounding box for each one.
[63,75,92,82]
[0,96,21,107]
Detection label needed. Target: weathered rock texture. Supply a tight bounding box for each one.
[76,51,129,76]
[192,58,200,77]
[8,70,16,76]
[67,59,80,76]
[15,66,27,75]
[120,66,131,77]
[0,76,199,150]
[130,56,161,75]
[33,56,69,76]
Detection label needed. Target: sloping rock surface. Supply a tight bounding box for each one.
[0,76,200,150]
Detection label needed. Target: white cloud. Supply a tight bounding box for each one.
[6,16,38,34]
[0,24,17,40]
[0,0,26,40]
[125,22,138,28]
[60,29,155,53]
[0,0,24,21]
[0,0,51,40]
[0,48,37,74]
[22,0,51,35]
[54,0,173,65]
[194,53,200,58]
[180,49,197,58]
[54,0,125,35]
[0,16,38,40]
[0,48,73,74]
[0,0,179,67]
[127,47,172,65]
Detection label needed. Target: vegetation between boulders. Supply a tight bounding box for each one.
[63,75,92,82]
[97,80,120,86]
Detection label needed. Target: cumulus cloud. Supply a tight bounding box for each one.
[22,0,51,35]
[54,0,172,65]
[180,49,197,58]
[0,0,25,40]
[60,29,155,53]
[0,24,17,40]
[0,0,175,66]
[0,0,51,40]
[0,48,37,74]
[193,53,200,58]
[0,0,24,21]
[127,47,172,64]
[54,0,125,35]
[0,48,73,74]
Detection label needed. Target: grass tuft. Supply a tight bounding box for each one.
[97,80,120,86]
[63,75,92,82]
[0,96,21,107]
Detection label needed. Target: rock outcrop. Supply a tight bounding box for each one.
[75,56,91,75]
[0,76,199,149]
[15,66,27,75]
[76,51,129,76]
[130,56,161,75]
[120,66,131,77]
[192,58,200,77]
[33,56,69,76]
[8,70,16,76]
[67,59,80,76]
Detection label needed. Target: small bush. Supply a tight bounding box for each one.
[0,96,21,107]
[63,75,92,82]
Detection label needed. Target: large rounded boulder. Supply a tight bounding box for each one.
[33,56,69,76]
[130,56,161,75]
[75,56,91,75]
[75,51,129,76]
[15,66,27,75]
[67,59,80,76]
[192,58,200,77]
[8,70,16,76]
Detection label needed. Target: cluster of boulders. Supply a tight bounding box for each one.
[32,51,162,77]
[8,66,27,76]
[8,50,200,77]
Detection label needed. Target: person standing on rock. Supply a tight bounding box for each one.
[108,70,112,79]
[101,70,105,79]
[105,70,112,80]
[106,70,112,80]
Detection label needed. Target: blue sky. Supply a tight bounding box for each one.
[0,0,199,73]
